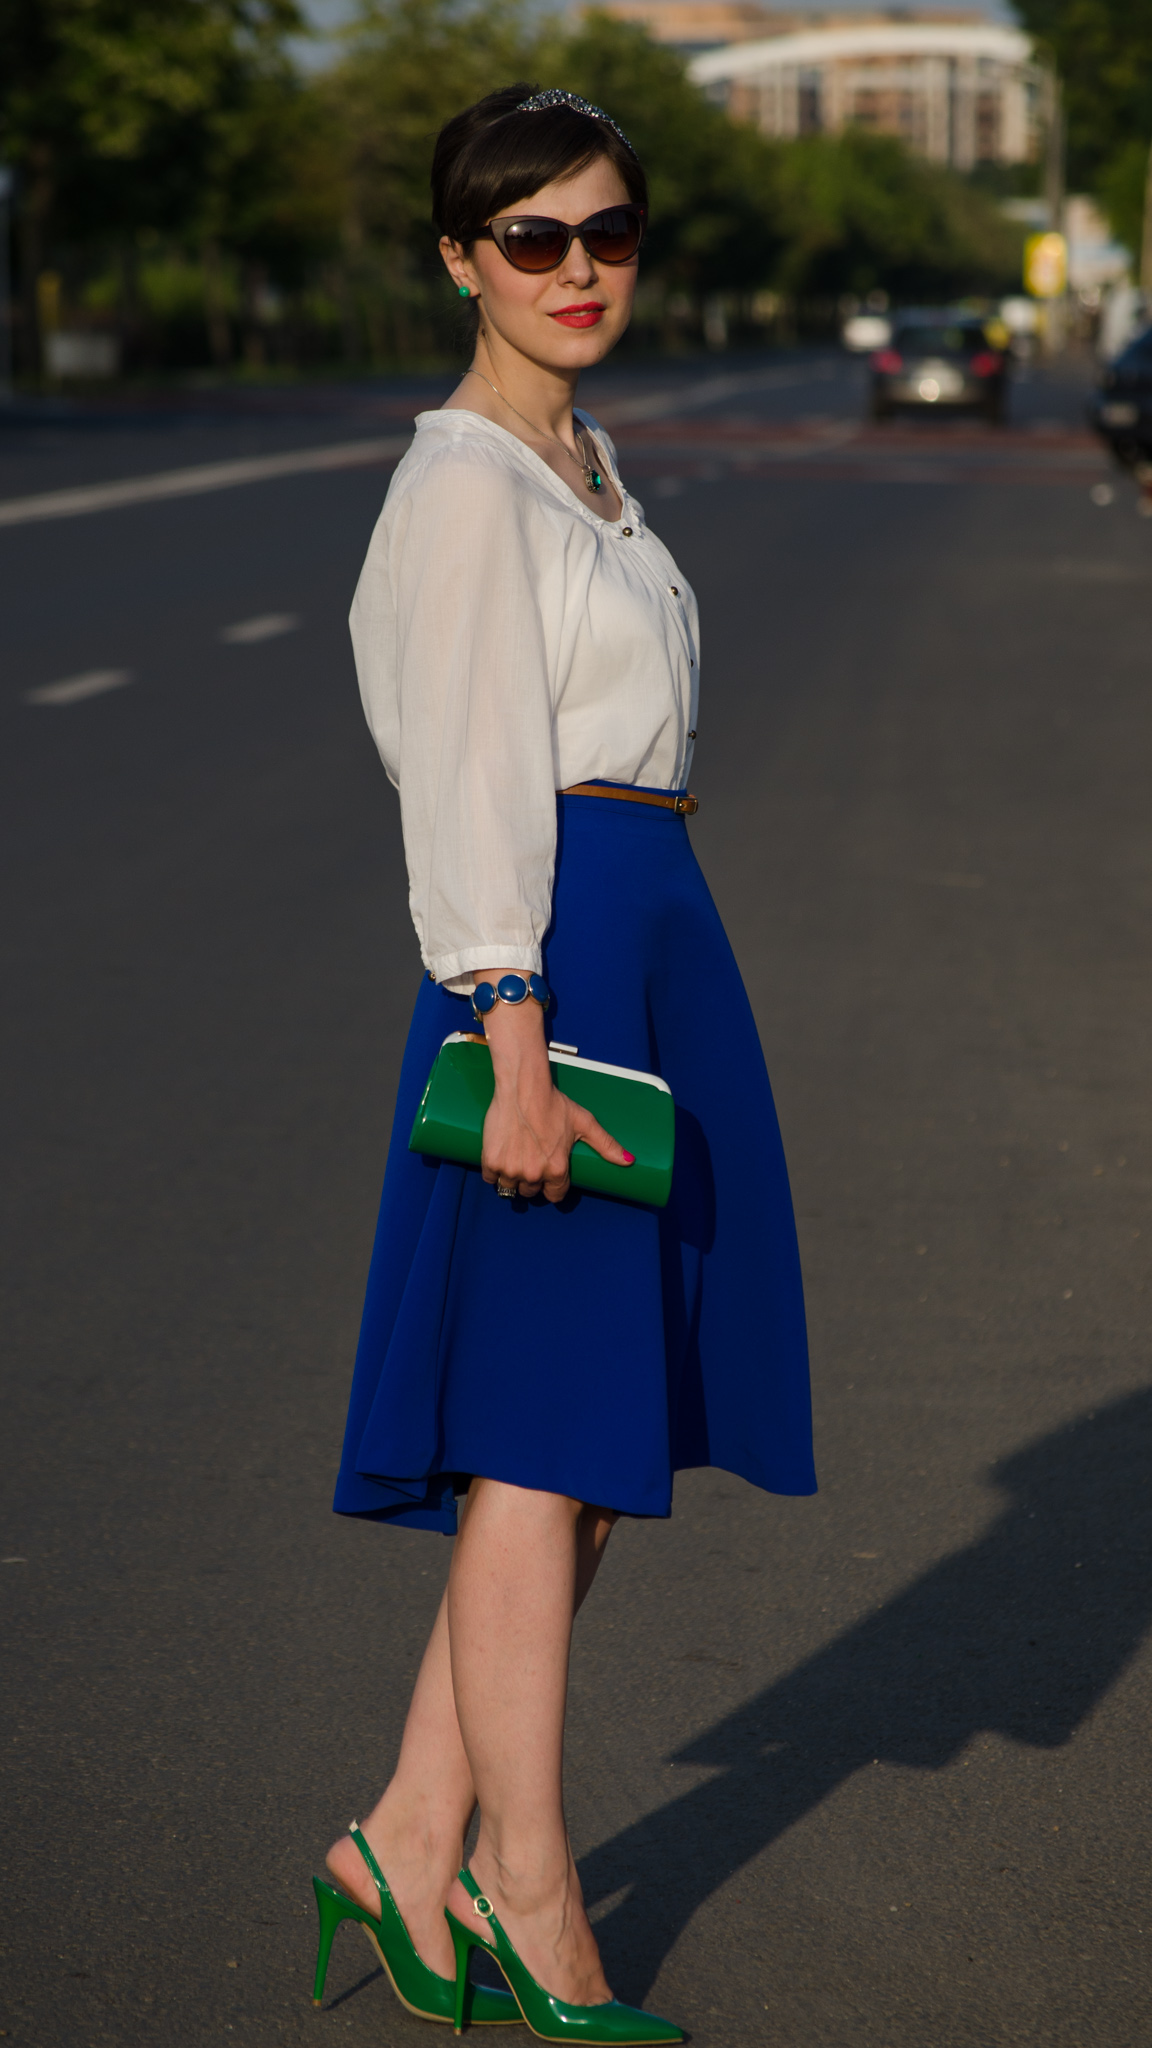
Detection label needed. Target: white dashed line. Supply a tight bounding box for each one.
[220,613,300,644]
[24,669,135,706]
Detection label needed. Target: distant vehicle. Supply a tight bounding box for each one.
[998,295,1040,358]
[1089,324,1152,465]
[842,313,892,353]
[870,313,1009,422]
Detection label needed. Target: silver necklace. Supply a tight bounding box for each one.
[466,370,603,494]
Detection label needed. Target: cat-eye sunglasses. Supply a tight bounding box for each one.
[475,204,647,273]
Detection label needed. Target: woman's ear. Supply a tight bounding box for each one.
[440,236,478,299]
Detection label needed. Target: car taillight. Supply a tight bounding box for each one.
[873,349,903,374]
[970,351,1000,377]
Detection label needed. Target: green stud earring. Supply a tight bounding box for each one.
[458,285,471,298]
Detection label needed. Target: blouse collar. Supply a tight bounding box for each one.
[412,407,634,532]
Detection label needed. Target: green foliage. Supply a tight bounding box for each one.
[0,0,304,241]
[1095,135,1149,259]
[320,0,530,245]
[1011,0,1152,247]
[773,129,1025,300]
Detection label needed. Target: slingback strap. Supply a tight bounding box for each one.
[562,783,698,816]
[349,1820,390,1903]
[457,1866,496,1921]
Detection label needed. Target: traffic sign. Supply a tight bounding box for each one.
[1025,232,1067,299]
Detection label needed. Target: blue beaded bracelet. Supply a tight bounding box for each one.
[471,973,551,1026]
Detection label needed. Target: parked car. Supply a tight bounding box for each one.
[1088,324,1152,466]
[870,313,1009,422]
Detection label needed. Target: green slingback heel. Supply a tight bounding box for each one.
[312,1822,522,2026]
[444,1867,684,2045]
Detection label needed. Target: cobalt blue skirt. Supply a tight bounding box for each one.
[333,790,815,1533]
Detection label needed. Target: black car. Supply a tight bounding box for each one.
[870,314,1009,423]
[1089,325,1152,467]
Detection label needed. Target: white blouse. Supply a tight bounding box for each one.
[350,407,700,994]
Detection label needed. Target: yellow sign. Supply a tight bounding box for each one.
[1024,232,1067,299]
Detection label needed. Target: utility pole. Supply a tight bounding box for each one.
[1041,60,1066,352]
[1043,66,1064,233]
[1141,138,1152,296]
[0,166,12,401]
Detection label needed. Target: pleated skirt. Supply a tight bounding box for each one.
[333,789,815,1533]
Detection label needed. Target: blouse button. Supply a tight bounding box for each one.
[621,526,633,537]
[669,585,679,596]
[688,729,697,739]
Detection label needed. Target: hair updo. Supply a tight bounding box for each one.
[432,84,648,250]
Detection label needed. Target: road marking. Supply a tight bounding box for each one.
[597,359,837,426]
[221,613,300,644]
[25,668,134,706]
[1042,558,1145,583]
[0,373,837,527]
[918,871,987,889]
[0,435,411,529]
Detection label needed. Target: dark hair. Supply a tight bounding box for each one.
[432,84,648,248]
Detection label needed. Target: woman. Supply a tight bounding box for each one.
[313,85,815,2042]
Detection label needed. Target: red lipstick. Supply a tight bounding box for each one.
[551,303,605,329]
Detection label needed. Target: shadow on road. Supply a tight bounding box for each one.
[582,1386,1152,1998]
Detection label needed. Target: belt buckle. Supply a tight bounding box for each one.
[674,793,699,815]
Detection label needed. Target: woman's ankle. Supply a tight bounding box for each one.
[469,1842,575,1920]
[360,1788,465,1894]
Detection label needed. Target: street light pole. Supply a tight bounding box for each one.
[1141,138,1152,298]
[0,165,12,401]
[1131,138,1139,299]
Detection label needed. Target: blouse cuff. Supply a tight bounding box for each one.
[428,944,544,999]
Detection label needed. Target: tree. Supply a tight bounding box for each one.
[773,129,1023,302]
[0,0,306,365]
[1011,0,1152,249]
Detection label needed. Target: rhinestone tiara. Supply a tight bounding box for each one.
[515,89,637,159]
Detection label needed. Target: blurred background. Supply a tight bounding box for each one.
[0,0,1148,386]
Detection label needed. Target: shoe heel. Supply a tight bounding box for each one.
[312,1875,355,2007]
[448,1913,479,2035]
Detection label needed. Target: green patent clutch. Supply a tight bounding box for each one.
[409,1032,675,1208]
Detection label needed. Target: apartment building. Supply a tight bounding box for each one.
[601,3,1043,168]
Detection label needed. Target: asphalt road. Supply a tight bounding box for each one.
[3,349,1151,2048]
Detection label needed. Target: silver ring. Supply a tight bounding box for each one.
[496,1181,515,1199]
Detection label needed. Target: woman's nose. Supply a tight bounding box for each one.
[558,239,597,288]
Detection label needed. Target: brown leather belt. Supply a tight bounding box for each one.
[562,782,699,816]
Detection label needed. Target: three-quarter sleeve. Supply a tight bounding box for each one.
[352,445,561,995]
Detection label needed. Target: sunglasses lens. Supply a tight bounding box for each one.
[500,219,571,271]
[581,210,643,263]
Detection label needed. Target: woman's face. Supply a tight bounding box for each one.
[440,157,639,373]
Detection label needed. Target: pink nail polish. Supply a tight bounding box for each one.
[621,1151,635,1164]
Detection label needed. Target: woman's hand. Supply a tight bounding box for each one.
[477,977,633,1203]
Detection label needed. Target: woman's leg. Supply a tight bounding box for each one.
[445,1480,615,2005]
[325,1580,474,1977]
[327,1486,616,1983]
